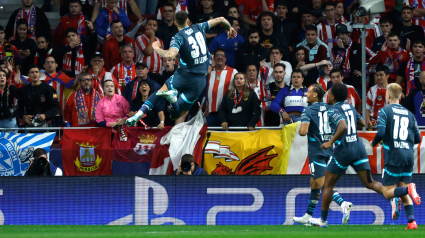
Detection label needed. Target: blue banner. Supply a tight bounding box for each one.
[0,132,56,176]
[0,175,424,225]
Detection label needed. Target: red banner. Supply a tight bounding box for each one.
[111,126,172,163]
[62,128,112,176]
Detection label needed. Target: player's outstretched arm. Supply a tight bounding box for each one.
[208,17,237,39]
[152,41,179,59]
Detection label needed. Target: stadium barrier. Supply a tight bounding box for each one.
[0,175,423,225]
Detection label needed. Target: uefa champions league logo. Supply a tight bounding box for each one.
[0,137,34,176]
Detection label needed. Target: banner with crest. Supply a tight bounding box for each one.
[111,127,172,163]
[62,128,112,176]
[0,132,56,176]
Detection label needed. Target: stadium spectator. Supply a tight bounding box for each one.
[366,65,389,129]
[135,18,164,74]
[404,0,425,30]
[393,6,425,51]
[149,57,176,86]
[311,0,324,24]
[0,60,19,88]
[243,0,274,27]
[323,68,362,113]
[206,48,238,126]
[348,3,382,51]
[156,2,179,50]
[296,25,329,64]
[332,24,374,96]
[128,80,165,129]
[52,0,88,48]
[264,63,286,126]
[9,19,37,76]
[316,2,338,60]
[0,69,18,128]
[396,40,425,96]
[123,61,161,104]
[234,29,268,72]
[196,0,222,46]
[371,17,393,53]
[110,44,136,89]
[265,46,292,85]
[34,36,52,71]
[95,0,130,41]
[95,78,130,128]
[335,1,347,24]
[257,11,290,60]
[300,60,333,91]
[64,72,102,127]
[274,1,298,51]
[175,154,208,175]
[5,0,52,42]
[91,0,142,22]
[292,47,308,70]
[271,69,307,125]
[25,148,62,176]
[299,10,314,41]
[87,52,120,96]
[51,25,97,78]
[246,63,271,126]
[18,65,61,127]
[156,0,188,20]
[403,71,425,126]
[369,33,409,84]
[209,17,245,68]
[218,72,261,130]
[227,6,248,40]
[0,26,21,72]
[103,20,135,72]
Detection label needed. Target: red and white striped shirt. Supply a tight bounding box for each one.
[366,84,387,119]
[404,0,425,29]
[96,0,130,14]
[135,34,164,74]
[324,84,361,108]
[111,62,136,88]
[348,20,382,50]
[207,66,237,113]
[156,3,188,20]
[317,20,339,61]
[337,15,347,24]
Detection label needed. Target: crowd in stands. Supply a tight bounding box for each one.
[2,0,425,131]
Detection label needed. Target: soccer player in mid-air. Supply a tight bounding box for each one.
[310,83,384,228]
[370,82,421,229]
[126,12,237,125]
[294,84,353,225]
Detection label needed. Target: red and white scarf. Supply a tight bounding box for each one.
[316,75,329,92]
[34,48,52,66]
[248,66,270,108]
[386,46,403,73]
[405,56,425,95]
[74,87,102,126]
[334,38,353,73]
[62,43,84,75]
[92,74,104,96]
[76,11,87,36]
[118,63,136,87]
[14,6,36,36]
[105,7,117,41]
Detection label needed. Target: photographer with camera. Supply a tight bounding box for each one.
[174,154,207,175]
[25,148,62,176]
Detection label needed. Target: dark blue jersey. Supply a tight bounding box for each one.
[170,22,211,75]
[377,104,420,167]
[301,102,333,157]
[328,102,363,156]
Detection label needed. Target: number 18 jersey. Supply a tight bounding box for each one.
[377,104,420,167]
[301,102,333,157]
[170,22,211,75]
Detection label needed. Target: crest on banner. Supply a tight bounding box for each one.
[75,142,102,172]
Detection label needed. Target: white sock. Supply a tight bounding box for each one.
[134,110,144,118]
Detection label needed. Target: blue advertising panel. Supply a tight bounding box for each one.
[0,175,423,225]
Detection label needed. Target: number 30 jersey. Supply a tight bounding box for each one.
[328,102,363,156]
[170,22,211,75]
[377,104,420,167]
[301,102,333,157]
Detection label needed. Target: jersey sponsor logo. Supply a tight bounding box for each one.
[74,142,102,172]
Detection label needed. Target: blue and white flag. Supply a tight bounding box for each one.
[0,132,56,176]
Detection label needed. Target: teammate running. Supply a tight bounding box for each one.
[294,84,353,225]
[370,83,421,229]
[126,12,237,125]
[310,83,384,228]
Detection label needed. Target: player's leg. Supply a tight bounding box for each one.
[126,83,171,126]
[399,181,418,229]
[381,166,420,204]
